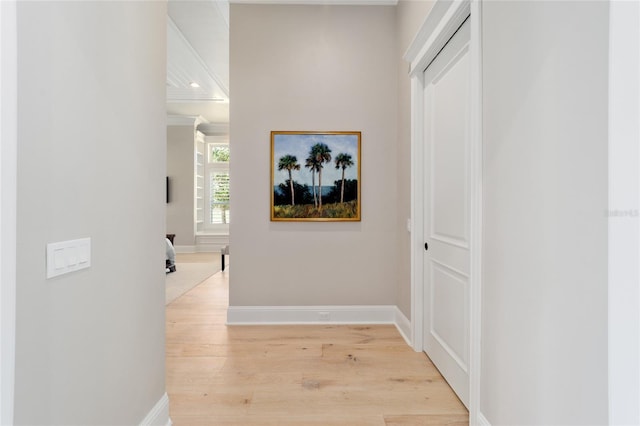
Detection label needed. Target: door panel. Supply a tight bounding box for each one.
[429,49,469,247]
[422,16,471,407]
[431,262,468,365]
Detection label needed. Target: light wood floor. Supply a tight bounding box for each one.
[166,269,468,425]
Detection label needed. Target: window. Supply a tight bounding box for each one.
[204,141,230,230]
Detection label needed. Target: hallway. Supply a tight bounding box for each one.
[165,270,468,425]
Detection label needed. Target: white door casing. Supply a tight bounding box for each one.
[0,1,18,424]
[405,0,483,422]
[422,17,471,408]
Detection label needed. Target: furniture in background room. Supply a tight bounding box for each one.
[166,234,176,273]
[221,245,229,271]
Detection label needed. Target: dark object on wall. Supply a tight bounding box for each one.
[166,176,170,203]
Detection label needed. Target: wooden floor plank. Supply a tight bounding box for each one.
[166,261,468,424]
[384,414,469,426]
[171,414,387,426]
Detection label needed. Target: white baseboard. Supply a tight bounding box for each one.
[139,392,172,426]
[174,245,196,254]
[477,412,491,426]
[174,235,228,253]
[394,307,411,347]
[196,244,225,252]
[195,234,229,252]
[227,305,414,348]
[227,305,398,325]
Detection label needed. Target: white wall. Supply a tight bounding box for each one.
[0,1,17,424]
[14,2,167,424]
[608,1,640,423]
[229,5,398,307]
[167,125,196,247]
[481,1,609,424]
[395,0,434,321]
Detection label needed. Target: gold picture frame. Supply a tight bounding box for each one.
[271,131,361,222]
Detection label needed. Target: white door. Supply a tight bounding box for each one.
[422,17,471,407]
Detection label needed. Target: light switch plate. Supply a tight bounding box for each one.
[46,238,91,278]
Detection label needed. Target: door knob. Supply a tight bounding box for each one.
[424,242,429,251]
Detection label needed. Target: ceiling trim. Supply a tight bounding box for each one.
[404,0,469,74]
[167,115,208,127]
[198,123,230,136]
[229,0,397,5]
[167,17,229,99]
[166,99,229,104]
[212,0,230,29]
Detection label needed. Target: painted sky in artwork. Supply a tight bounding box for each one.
[272,133,359,187]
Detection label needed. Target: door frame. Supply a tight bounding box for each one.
[405,0,483,422]
[0,0,18,424]
[608,1,640,423]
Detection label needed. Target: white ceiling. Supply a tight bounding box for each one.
[166,0,399,127]
[166,0,230,125]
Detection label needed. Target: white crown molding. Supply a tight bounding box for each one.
[198,123,230,136]
[203,135,229,143]
[139,393,172,426]
[212,0,230,29]
[230,0,397,5]
[166,115,208,127]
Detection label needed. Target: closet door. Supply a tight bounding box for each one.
[422,16,471,407]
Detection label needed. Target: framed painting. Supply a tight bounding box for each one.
[271,131,361,222]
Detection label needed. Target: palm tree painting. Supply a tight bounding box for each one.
[310,143,332,209]
[334,153,354,203]
[305,154,320,208]
[271,131,361,221]
[277,154,300,205]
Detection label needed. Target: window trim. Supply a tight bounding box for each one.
[203,138,230,232]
